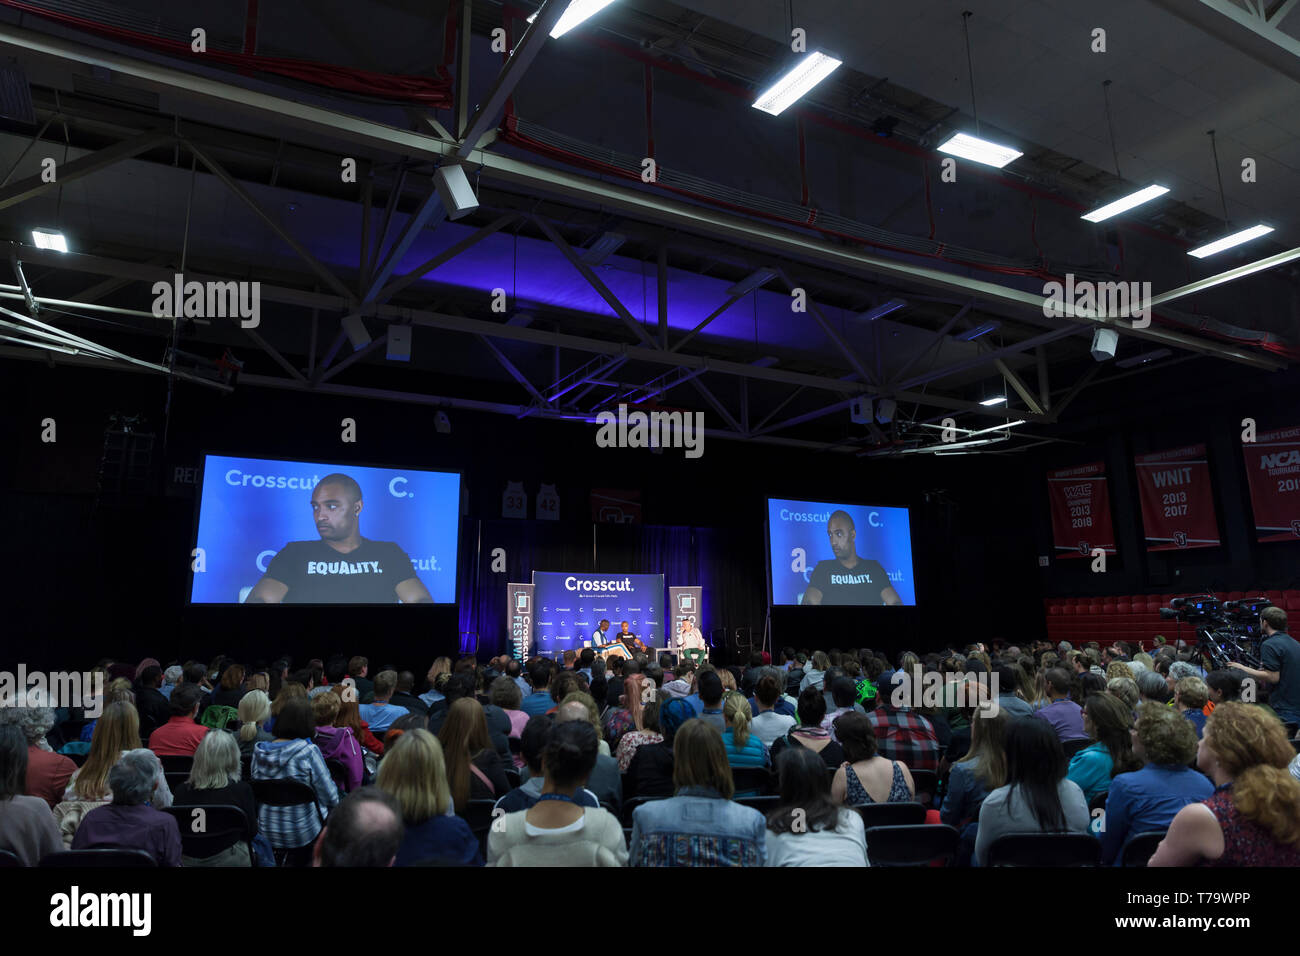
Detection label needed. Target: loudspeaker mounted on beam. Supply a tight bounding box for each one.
[1091,328,1118,362]
[435,163,479,220]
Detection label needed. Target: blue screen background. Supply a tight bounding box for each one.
[532,572,665,655]
[191,455,461,604]
[767,498,916,605]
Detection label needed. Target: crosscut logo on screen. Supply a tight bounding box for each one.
[780,506,884,527]
[564,576,634,593]
[0,669,105,718]
[224,470,416,497]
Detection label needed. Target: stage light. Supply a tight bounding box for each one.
[387,325,411,362]
[957,321,1000,341]
[435,164,479,220]
[726,268,778,297]
[858,298,907,321]
[529,1,618,38]
[341,313,372,351]
[1081,185,1169,223]
[980,396,1006,406]
[580,232,626,266]
[937,132,1022,169]
[752,52,842,116]
[31,228,67,252]
[1188,224,1274,258]
[1091,328,1118,362]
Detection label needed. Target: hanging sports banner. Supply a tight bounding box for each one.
[506,582,534,659]
[1242,425,1300,542]
[1047,462,1116,559]
[1134,444,1220,551]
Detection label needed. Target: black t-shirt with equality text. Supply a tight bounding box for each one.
[264,538,419,603]
[807,557,894,606]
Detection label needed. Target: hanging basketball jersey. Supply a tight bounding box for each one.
[503,480,527,519]
[537,483,560,521]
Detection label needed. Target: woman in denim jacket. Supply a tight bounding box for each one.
[628,719,766,866]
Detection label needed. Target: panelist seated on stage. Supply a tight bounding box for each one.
[615,622,646,654]
[591,620,612,646]
[675,620,706,653]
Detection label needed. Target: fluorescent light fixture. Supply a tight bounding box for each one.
[957,321,1001,341]
[858,298,907,321]
[979,396,1007,406]
[31,228,67,252]
[1188,224,1274,258]
[529,1,618,38]
[937,132,1022,169]
[726,268,778,297]
[1081,185,1169,223]
[1115,347,1172,369]
[752,51,842,116]
[580,231,626,266]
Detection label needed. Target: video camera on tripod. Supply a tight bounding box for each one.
[1158,594,1268,669]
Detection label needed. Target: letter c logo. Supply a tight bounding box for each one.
[868,511,882,528]
[257,550,276,572]
[389,476,408,498]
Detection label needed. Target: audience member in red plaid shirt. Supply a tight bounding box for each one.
[864,690,942,772]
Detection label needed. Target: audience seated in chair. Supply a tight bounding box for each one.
[487,719,626,866]
[832,712,915,806]
[0,724,62,866]
[766,746,867,867]
[312,787,404,867]
[0,692,76,810]
[71,749,180,866]
[251,697,339,851]
[171,729,259,867]
[147,684,209,758]
[376,729,481,866]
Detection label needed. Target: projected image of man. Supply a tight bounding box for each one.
[801,510,901,606]
[245,473,433,604]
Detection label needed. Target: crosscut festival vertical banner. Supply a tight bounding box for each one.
[507,582,535,659]
[1241,425,1300,542]
[1047,462,1116,559]
[1134,444,1221,551]
[532,572,664,656]
[668,586,704,647]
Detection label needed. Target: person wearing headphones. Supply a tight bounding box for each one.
[245,473,432,604]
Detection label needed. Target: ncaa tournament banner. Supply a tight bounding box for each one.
[1134,444,1220,551]
[507,583,535,659]
[1047,462,1116,559]
[669,586,705,648]
[532,572,664,657]
[191,454,461,603]
[1242,425,1300,542]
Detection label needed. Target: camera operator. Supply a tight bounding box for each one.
[1229,607,1300,729]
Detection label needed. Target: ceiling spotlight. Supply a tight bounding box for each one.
[1188,224,1274,258]
[937,132,1022,169]
[31,228,67,252]
[580,231,626,266]
[957,321,1000,341]
[752,51,842,116]
[726,268,778,297]
[858,298,907,321]
[1081,185,1169,223]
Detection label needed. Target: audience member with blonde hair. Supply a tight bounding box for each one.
[171,729,259,866]
[721,691,768,772]
[238,689,273,756]
[1175,676,1210,739]
[376,729,481,866]
[1150,703,1300,866]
